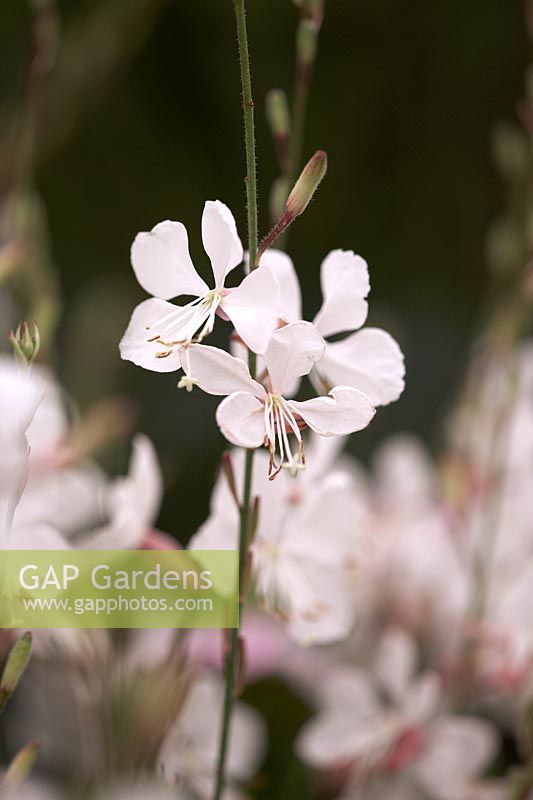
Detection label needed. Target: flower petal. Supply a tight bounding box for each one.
[288,386,375,436]
[119,299,182,372]
[131,220,208,299]
[222,263,280,354]
[313,328,406,406]
[216,392,266,448]
[202,200,243,288]
[313,249,370,337]
[187,345,266,397]
[264,321,325,396]
[375,628,417,704]
[260,248,302,322]
[415,717,498,800]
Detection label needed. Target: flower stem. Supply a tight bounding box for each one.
[212,2,258,799]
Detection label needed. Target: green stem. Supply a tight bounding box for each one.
[278,11,322,249]
[212,2,258,799]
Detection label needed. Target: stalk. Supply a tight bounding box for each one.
[212,2,258,798]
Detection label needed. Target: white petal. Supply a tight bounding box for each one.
[223,264,280,354]
[119,299,183,372]
[315,328,405,406]
[1,523,69,550]
[216,392,266,448]
[375,628,417,704]
[285,568,356,646]
[415,717,498,800]
[190,512,237,551]
[187,345,266,397]
[264,321,324,395]
[131,220,208,299]
[202,200,243,288]
[260,248,302,322]
[83,435,163,549]
[313,249,370,337]
[288,386,375,436]
[108,434,163,530]
[403,672,441,723]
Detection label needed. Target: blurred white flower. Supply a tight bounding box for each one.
[187,321,375,477]
[119,200,280,379]
[297,629,497,800]
[158,672,266,800]
[260,248,405,405]
[190,447,363,645]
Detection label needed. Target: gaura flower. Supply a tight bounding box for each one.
[186,321,375,478]
[119,201,280,385]
[190,448,364,645]
[296,629,497,800]
[260,248,405,405]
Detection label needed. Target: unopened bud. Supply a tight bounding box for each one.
[491,122,530,182]
[486,217,524,278]
[292,0,323,19]
[3,743,38,788]
[266,90,291,173]
[222,451,240,508]
[257,151,327,264]
[266,89,290,138]
[297,19,318,66]
[286,149,327,218]
[9,321,40,367]
[0,633,32,714]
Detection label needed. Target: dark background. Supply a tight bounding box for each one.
[0,0,527,539]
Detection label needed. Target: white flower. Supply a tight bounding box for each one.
[187,321,375,478]
[119,201,280,379]
[190,448,363,645]
[158,672,266,800]
[261,248,405,405]
[296,629,497,800]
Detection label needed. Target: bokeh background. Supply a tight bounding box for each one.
[0,0,527,537]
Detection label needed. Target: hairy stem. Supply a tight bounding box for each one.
[212,2,258,798]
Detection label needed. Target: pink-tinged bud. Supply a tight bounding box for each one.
[491,121,529,182]
[256,150,327,265]
[3,742,38,788]
[292,0,323,19]
[0,633,32,714]
[285,149,327,218]
[266,90,291,174]
[222,451,240,508]
[9,321,40,367]
[297,18,318,66]
[266,89,291,138]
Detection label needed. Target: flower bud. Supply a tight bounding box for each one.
[286,149,327,218]
[486,217,524,278]
[0,633,32,714]
[292,0,323,18]
[491,122,530,182]
[297,19,318,66]
[9,321,40,367]
[266,89,290,139]
[256,151,327,264]
[266,90,291,173]
[222,451,240,508]
[3,743,38,788]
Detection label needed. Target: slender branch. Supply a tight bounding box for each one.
[212,2,258,798]
[277,6,323,248]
